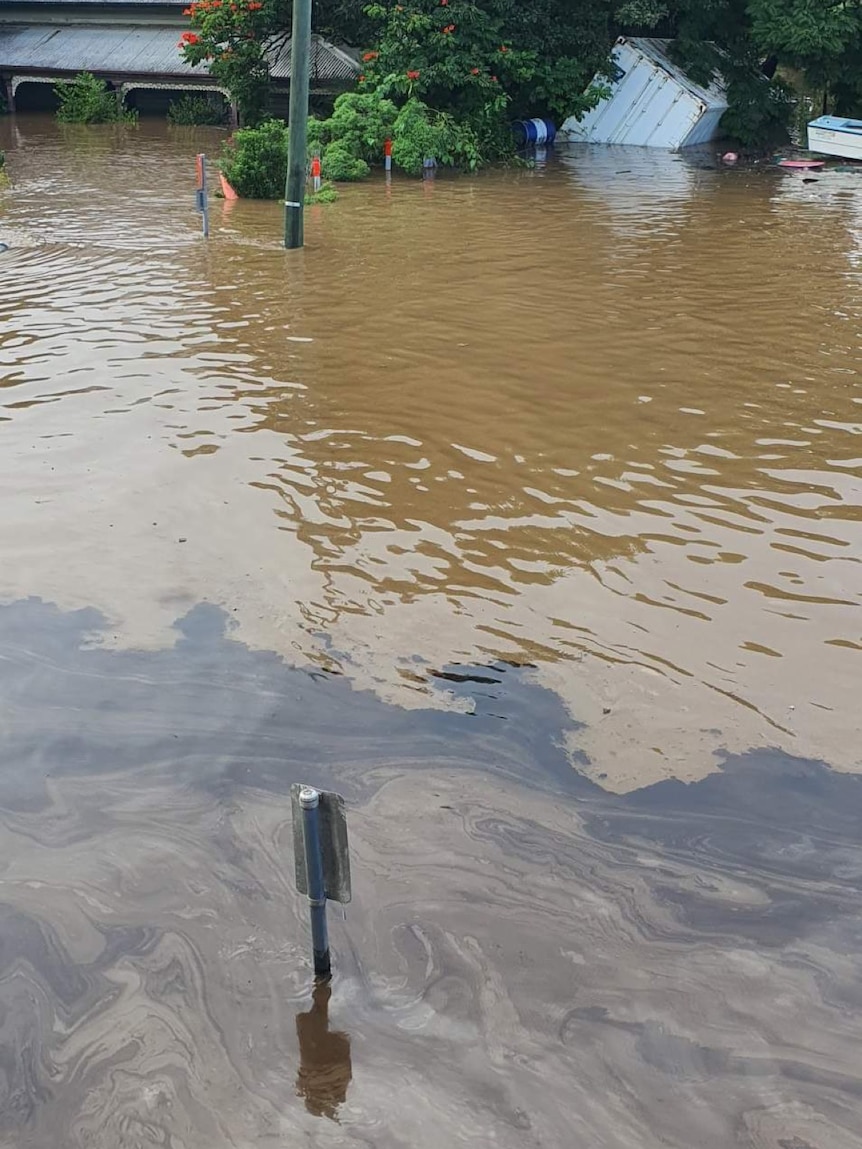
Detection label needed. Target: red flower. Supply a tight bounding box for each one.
[441,0,448,4]
[182,6,192,14]
[358,74,366,82]
[406,69,420,80]
[499,45,508,52]
[470,67,479,75]
[442,24,455,33]
[362,51,378,61]
[248,1,263,7]
[181,31,199,43]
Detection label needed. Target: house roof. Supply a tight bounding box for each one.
[0,23,359,81]
[0,23,202,75]
[268,36,360,82]
[3,1,184,7]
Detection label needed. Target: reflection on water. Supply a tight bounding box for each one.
[1,117,860,790]
[0,595,859,1148]
[296,981,352,1120]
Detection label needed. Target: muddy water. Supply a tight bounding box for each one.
[0,116,861,1148]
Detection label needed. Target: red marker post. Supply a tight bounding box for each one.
[311,154,322,194]
[384,138,392,174]
[195,153,209,239]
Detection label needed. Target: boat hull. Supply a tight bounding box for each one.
[808,116,862,161]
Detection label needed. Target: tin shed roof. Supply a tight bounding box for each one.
[0,23,360,81]
[268,36,360,83]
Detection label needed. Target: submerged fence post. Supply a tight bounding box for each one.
[299,786,331,978]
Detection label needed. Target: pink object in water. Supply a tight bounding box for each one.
[220,172,239,199]
[778,159,825,169]
[722,151,739,164]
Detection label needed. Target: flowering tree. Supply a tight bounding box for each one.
[178,1,377,123]
[179,0,272,123]
[179,0,612,132]
[361,0,607,122]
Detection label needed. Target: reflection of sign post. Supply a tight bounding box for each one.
[295,981,352,1119]
[195,153,209,239]
[291,784,351,979]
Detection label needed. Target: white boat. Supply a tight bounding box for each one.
[807,115,862,161]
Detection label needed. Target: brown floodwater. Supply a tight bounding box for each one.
[0,116,860,1148]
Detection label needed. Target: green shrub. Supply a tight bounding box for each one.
[721,74,794,149]
[220,118,289,198]
[321,91,397,164]
[306,117,329,150]
[56,72,136,124]
[306,184,339,205]
[321,142,370,182]
[167,93,227,126]
[391,99,481,176]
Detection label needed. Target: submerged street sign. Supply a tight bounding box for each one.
[291,784,351,978]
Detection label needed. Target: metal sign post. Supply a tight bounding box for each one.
[195,153,209,239]
[291,784,351,979]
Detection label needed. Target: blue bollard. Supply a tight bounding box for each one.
[299,787,331,979]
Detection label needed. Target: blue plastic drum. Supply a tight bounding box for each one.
[513,118,557,146]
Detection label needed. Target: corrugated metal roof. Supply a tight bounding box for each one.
[3,1,183,7]
[0,23,360,81]
[268,36,360,82]
[0,24,200,74]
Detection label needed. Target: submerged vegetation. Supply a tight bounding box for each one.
[220,118,289,198]
[167,93,228,126]
[55,73,137,124]
[176,0,862,189]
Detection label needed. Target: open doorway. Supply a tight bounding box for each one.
[10,80,62,114]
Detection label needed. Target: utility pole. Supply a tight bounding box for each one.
[284,0,312,249]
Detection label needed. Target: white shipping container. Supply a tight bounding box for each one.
[560,37,728,151]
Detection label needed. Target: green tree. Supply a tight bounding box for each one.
[748,0,862,111]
